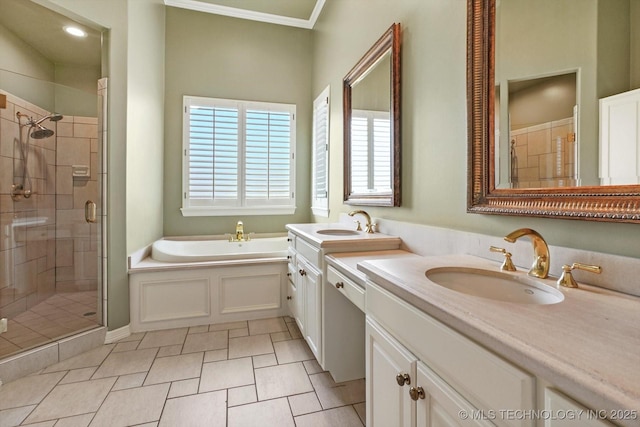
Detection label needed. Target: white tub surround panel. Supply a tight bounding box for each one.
[359,254,640,427]
[129,261,288,332]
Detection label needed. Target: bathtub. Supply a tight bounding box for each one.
[129,235,290,332]
[151,236,288,263]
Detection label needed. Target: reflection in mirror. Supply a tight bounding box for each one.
[467,0,640,223]
[495,0,640,188]
[344,23,401,206]
[497,72,578,189]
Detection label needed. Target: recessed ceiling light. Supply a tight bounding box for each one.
[64,26,87,38]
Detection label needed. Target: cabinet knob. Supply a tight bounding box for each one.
[335,282,344,289]
[299,269,307,276]
[287,296,292,300]
[409,386,425,401]
[395,373,410,386]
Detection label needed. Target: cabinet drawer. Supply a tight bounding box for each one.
[327,265,365,311]
[296,237,321,267]
[544,389,614,427]
[367,283,535,427]
[287,232,296,247]
[287,263,296,285]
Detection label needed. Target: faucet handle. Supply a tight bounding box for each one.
[353,220,362,231]
[557,263,602,288]
[489,246,516,271]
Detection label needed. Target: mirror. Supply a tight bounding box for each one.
[468,0,640,222]
[343,23,401,206]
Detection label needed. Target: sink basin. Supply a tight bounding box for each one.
[316,229,360,236]
[425,267,564,305]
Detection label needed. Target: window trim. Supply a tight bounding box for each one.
[181,95,296,217]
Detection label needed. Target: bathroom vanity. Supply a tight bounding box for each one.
[284,223,401,376]
[359,254,639,427]
[287,217,639,427]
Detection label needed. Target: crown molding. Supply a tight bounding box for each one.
[164,0,325,29]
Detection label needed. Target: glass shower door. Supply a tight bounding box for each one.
[0,70,103,359]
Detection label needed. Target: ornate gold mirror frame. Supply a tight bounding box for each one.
[467,0,640,223]
[343,23,401,207]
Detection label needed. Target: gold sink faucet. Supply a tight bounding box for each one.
[503,228,550,278]
[348,210,375,233]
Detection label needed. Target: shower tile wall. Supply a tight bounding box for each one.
[0,91,99,358]
[510,117,577,188]
[0,92,57,320]
[55,115,99,293]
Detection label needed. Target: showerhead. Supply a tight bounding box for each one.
[34,112,64,125]
[30,124,54,139]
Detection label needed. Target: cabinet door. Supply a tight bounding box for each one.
[301,260,322,360]
[366,317,417,427]
[416,361,495,427]
[287,264,302,329]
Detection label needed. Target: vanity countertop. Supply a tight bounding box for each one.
[325,250,420,286]
[286,223,401,251]
[358,254,640,425]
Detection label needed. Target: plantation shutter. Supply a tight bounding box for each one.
[245,109,293,203]
[312,87,330,216]
[351,110,391,193]
[187,104,239,205]
[182,96,296,216]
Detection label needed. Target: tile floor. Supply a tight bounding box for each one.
[0,291,100,359]
[0,316,366,427]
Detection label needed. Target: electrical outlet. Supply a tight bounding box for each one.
[0,318,7,334]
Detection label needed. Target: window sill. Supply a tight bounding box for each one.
[181,206,296,217]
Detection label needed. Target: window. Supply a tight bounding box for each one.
[311,86,330,217]
[182,96,296,216]
[350,109,391,194]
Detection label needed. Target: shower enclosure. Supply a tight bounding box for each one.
[0,69,104,359]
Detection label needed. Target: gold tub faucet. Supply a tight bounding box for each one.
[235,220,245,241]
[504,228,550,278]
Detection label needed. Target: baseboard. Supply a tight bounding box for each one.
[104,324,131,343]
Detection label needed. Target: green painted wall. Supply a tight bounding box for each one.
[163,8,313,236]
[312,0,640,259]
[125,0,165,255]
[45,0,166,330]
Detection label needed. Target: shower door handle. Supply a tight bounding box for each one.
[85,200,97,223]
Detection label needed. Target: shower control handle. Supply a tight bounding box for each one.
[85,200,97,223]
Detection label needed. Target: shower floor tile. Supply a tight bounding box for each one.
[0,316,366,426]
[0,290,100,359]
